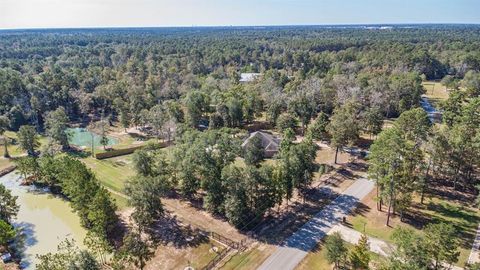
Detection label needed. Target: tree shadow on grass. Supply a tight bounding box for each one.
[427,183,476,207]
[150,211,208,249]
[252,187,340,246]
[351,202,370,217]
[402,200,480,250]
[401,210,432,230]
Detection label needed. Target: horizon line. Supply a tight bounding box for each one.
[1,22,480,31]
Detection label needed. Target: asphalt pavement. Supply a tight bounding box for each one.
[257,178,375,270]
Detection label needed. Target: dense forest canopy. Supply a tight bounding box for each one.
[1,24,480,269]
[0,24,479,130]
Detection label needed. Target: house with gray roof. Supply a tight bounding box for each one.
[241,131,281,158]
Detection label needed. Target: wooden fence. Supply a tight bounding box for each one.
[201,232,251,270]
[95,145,144,159]
[95,141,171,159]
[202,247,231,270]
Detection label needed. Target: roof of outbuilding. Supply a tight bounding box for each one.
[239,73,262,82]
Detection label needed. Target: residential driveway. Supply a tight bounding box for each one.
[257,178,375,270]
[328,224,464,270]
[328,224,394,257]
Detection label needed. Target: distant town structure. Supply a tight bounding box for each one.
[239,73,262,83]
[241,131,281,158]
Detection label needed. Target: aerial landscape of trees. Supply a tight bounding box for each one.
[0,24,479,269]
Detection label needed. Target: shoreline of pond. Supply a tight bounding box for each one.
[0,172,87,270]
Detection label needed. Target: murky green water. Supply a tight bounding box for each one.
[67,127,118,148]
[0,172,87,269]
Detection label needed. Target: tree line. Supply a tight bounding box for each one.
[1,26,479,141]
[368,95,480,225]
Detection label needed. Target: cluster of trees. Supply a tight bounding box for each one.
[14,152,158,269]
[369,93,480,225]
[368,107,431,223]
[325,232,371,270]
[15,155,118,244]
[386,223,460,270]
[0,183,18,249]
[36,239,100,270]
[12,154,152,269]
[435,94,480,191]
[325,222,460,270]
[126,128,316,230]
[1,26,478,147]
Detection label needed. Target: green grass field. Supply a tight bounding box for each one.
[422,81,450,108]
[80,155,136,210]
[221,246,271,270]
[0,130,135,210]
[109,192,129,209]
[81,155,135,192]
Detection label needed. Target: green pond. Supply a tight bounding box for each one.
[0,172,87,269]
[67,127,118,148]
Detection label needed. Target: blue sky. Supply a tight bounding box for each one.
[0,0,479,29]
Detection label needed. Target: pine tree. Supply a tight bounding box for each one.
[325,232,348,270]
[349,234,371,269]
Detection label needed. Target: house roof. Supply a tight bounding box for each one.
[241,131,281,153]
[239,73,262,83]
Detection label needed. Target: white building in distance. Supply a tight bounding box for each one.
[239,73,262,83]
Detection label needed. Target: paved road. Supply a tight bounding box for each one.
[258,178,375,270]
[468,224,480,264]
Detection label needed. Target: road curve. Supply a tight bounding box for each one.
[258,178,375,270]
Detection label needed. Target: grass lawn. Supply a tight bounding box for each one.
[110,192,129,210]
[80,155,135,210]
[0,131,25,157]
[422,81,449,108]
[81,155,135,192]
[182,242,225,270]
[348,191,480,267]
[221,245,273,270]
[297,237,382,270]
[0,131,49,170]
[147,240,225,270]
[1,131,49,158]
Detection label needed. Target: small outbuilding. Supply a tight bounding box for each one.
[241,131,281,158]
[239,73,262,83]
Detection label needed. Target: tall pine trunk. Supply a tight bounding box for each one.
[386,174,394,226]
[421,159,431,204]
[3,137,9,158]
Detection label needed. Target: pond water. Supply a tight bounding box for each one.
[0,172,87,269]
[67,127,118,148]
